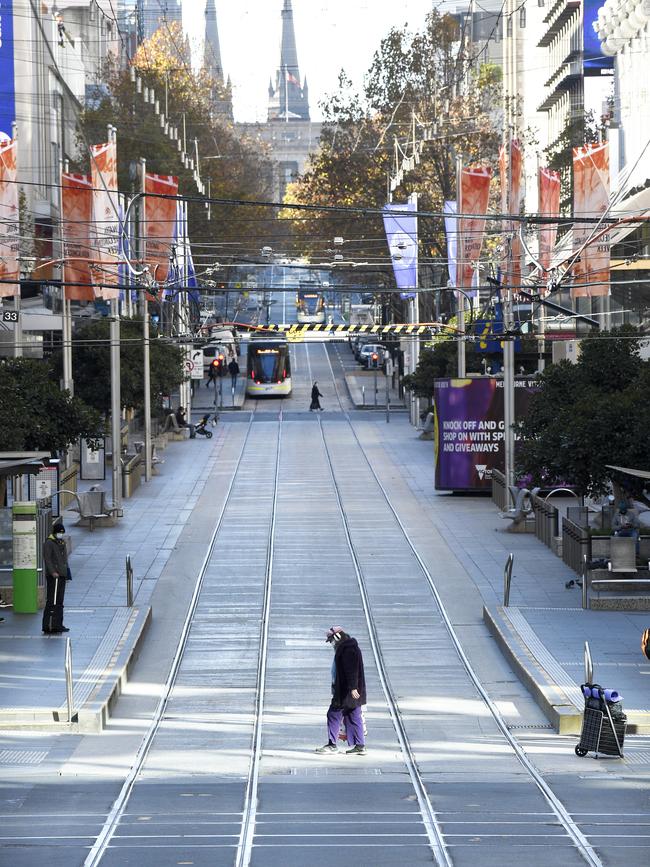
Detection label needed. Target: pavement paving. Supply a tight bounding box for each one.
[0,399,648,740]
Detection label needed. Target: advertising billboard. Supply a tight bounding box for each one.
[584,0,614,74]
[434,376,539,492]
[0,0,15,139]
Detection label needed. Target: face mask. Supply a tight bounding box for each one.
[55,532,65,539]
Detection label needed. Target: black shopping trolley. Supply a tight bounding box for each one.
[575,683,626,759]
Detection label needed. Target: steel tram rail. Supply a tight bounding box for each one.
[321,342,603,867]
[83,416,256,866]
[235,412,283,867]
[316,412,452,867]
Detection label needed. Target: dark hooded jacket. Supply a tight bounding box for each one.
[331,636,366,709]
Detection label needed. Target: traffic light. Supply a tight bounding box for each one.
[210,354,226,378]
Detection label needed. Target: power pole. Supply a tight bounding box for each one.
[139,157,152,483]
[109,127,122,515]
[456,155,466,377]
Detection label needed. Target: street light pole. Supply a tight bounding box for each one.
[456,155,466,377]
[139,157,152,483]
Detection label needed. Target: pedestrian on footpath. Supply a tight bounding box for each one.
[42,521,70,635]
[310,381,323,412]
[316,626,367,755]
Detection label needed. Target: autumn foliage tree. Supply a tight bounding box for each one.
[78,23,274,265]
[285,11,502,321]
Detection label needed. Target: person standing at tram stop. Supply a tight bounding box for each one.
[42,522,71,635]
[316,627,367,755]
[310,381,323,412]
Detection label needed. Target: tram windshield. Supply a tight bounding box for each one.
[257,349,279,380]
[250,346,290,382]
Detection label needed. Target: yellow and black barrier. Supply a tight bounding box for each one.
[237,322,454,337]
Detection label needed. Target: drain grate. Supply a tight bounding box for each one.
[0,750,48,765]
[507,723,554,730]
[621,750,650,766]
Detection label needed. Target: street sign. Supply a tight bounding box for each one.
[190,349,204,379]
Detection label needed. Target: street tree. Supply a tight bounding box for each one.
[53,318,184,417]
[285,11,502,321]
[0,358,102,453]
[515,327,650,496]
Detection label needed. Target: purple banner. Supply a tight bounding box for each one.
[434,376,539,491]
[383,202,417,299]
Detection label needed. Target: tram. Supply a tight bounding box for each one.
[296,288,325,324]
[246,337,292,397]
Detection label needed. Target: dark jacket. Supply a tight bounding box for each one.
[43,534,68,578]
[228,359,239,377]
[311,384,322,400]
[331,636,366,709]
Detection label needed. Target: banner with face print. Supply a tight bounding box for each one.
[382,202,418,299]
[144,173,178,293]
[538,166,561,276]
[90,141,120,299]
[572,142,610,298]
[459,165,492,292]
[61,173,94,301]
[0,137,19,298]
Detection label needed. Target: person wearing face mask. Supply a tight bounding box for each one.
[42,522,70,635]
[315,626,367,755]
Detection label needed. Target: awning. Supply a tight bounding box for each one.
[0,452,51,477]
[606,464,650,480]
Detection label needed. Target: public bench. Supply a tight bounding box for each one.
[66,487,117,531]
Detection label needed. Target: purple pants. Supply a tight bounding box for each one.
[327,705,365,746]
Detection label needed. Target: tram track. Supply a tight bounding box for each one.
[320,341,603,866]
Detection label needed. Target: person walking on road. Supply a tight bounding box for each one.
[310,381,323,412]
[316,626,367,755]
[228,357,240,390]
[42,521,70,634]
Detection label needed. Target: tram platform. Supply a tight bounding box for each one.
[1,412,649,739]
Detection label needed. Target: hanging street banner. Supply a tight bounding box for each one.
[444,200,458,289]
[90,141,120,299]
[498,139,523,292]
[459,165,492,295]
[382,202,418,299]
[144,173,178,296]
[62,173,95,301]
[538,166,561,278]
[0,0,15,140]
[572,142,610,298]
[0,137,19,298]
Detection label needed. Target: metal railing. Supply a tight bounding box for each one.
[503,552,514,606]
[491,469,508,511]
[531,492,559,549]
[584,640,593,684]
[562,516,591,577]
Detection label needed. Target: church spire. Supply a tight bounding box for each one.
[268,0,310,122]
[204,0,223,83]
[204,0,232,119]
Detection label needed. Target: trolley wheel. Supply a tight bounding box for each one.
[206,430,213,439]
[575,745,588,757]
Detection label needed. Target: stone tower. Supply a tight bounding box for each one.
[267,0,310,122]
[204,0,233,119]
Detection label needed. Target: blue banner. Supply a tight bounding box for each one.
[382,202,418,299]
[0,0,15,139]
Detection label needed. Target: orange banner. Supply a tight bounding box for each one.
[90,141,120,299]
[538,166,561,276]
[62,173,94,301]
[459,165,492,291]
[0,138,19,298]
[498,139,523,291]
[572,142,610,298]
[144,173,178,292]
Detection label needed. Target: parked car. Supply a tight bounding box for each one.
[352,335,376,360]
[359,344,386,369]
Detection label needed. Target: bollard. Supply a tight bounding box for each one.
[65,637,74,723]
[385,372,390,423]
[503,552,514,607]
[362,385,365,406]
[582,553,588,609]
[126,554,134,607]
[584,640,593,685]
[374,368,378,406]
